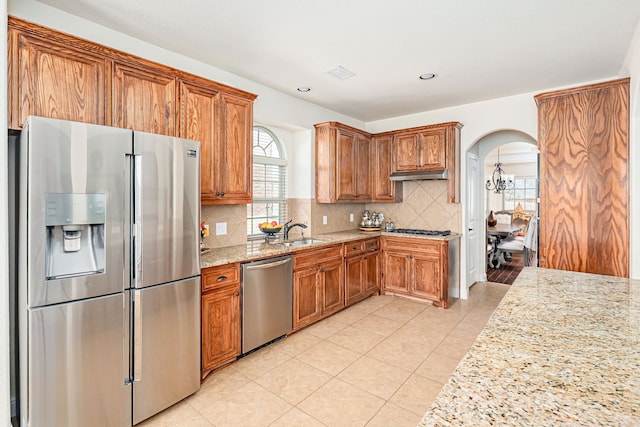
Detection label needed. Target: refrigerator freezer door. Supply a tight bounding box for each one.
[20,117,132,307]
[133,132,200,288]
[132,277,200,424]
[24,293,131,427]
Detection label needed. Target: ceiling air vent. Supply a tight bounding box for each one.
[327,66,356,80]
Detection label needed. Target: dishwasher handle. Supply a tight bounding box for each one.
[244,257,291,271]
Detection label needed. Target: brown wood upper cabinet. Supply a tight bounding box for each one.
[113,62,176,136]
[391,122,462,203]
[315,122,371,202]
[535,78,629,277]
[214,93,253,204]
[371,135,402,202]
[393,129,445,171]
[179,80,219,200]
[8,16,256,204]
[314,120,461,203]
[179,83,253,204]
[8,23,110,128]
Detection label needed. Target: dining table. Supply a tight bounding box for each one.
[487,223,525,238]
[487,223,525,267]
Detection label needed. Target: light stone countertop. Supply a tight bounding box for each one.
[200,229,460,268]
[419,267,640,426]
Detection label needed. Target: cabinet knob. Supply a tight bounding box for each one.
[319,268,325,273]
[216,275,227,282]
[221,192,225,196]
[235,291,240,296]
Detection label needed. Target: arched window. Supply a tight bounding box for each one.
[247,126,287,237]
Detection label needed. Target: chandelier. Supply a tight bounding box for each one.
[486,148,514,194]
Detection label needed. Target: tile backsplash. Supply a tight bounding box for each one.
[201,180,461,249]
[201,204,248,248]
[367,181,461,233]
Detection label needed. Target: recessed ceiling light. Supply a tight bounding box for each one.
[297,87,311,92]
[419,73,436,80]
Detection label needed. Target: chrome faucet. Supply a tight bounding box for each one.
[283,219,307,241]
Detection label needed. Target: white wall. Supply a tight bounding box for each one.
[620,20,640,279]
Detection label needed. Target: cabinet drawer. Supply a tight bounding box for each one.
[294,244,342,270]
[382,237,443,256]
[343,240,365,257]
[364,238,379,252]
[202,263,240,292]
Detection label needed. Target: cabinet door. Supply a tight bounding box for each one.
[320,260,344,315]
[345,255,364,306]
[201,283,241,372]
[216,93,252,203]
[179,81,220,201]
[382,251,410,294]
[336,130,357,200]
[372,135,400,201]
[113,62,176,135]
[411,255,440,301]
[10,30,109,129]
[393,133,419,172]
[293,267,321,329]
[418,129,446,170]
[363,251,380,295]
[355,134,371,200]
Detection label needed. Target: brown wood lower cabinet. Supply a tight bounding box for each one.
[293,244,344,330]
[344,238,380,306]
[381,236,450,307]
[201,263,241,380]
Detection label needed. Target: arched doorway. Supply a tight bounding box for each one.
[465,130,537,291]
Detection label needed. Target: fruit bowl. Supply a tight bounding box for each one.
[258,223,284,240]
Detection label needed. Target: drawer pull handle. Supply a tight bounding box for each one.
[216,275,228,282]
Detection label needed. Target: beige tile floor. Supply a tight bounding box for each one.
[140,282,509,427]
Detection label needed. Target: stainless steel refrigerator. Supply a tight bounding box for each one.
[15,116,201,426]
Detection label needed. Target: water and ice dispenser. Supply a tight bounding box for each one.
[45,193,106,279]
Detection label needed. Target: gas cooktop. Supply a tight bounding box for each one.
[386,229,451,236]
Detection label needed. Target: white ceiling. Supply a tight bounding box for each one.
[486,142,538,166]
[36,0,640,122]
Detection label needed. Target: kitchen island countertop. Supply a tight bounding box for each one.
[419,267,640,426]
[200,229,460,268]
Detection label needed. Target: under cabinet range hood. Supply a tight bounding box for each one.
[389,169,449,181]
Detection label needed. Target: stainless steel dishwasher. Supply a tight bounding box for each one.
[241,255,293,353]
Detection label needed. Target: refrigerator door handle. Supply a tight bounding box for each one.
[133,289,143,383]
[124,291,132,386]
[125,154,133,290]
[133,155,143,287]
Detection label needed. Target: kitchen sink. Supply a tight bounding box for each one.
[280,239,323,247]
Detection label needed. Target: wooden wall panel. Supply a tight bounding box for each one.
[536,79,629,277]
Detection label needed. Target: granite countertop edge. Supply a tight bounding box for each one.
[200,230,461,268]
